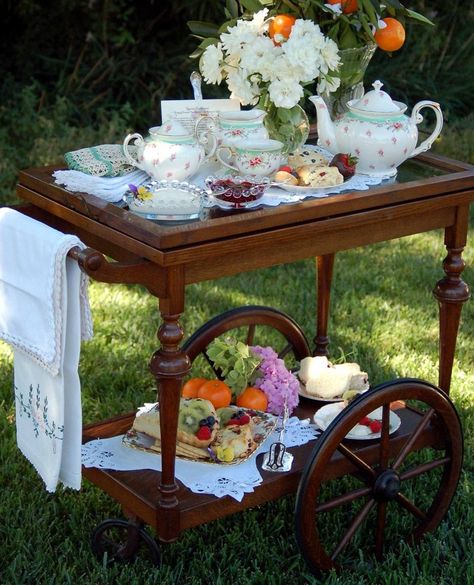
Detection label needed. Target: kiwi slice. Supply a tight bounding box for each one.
[178,398,212,434]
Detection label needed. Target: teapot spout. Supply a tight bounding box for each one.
[309,95,338,154]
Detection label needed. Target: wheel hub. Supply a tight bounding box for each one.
[373,469,401,501]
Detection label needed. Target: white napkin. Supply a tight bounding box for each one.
[0,208,93,491]
[52,169,149,202]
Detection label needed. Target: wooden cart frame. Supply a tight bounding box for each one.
[14,150,474,574]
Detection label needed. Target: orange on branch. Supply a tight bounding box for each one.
[327,0,358,15]
[374,18,406,52]
[268,14,296,44]
[182,377,207,398]
[236,387,268,411]
[197,379,232,409]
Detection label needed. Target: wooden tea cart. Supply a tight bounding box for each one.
[14,149,474,574]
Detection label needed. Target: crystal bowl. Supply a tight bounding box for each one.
[205,175,271,209]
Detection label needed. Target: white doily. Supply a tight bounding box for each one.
[81,417,321,502]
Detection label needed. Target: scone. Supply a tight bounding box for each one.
[288,149,328,168]
[297,165,344,188]
[213,424,256,459]
[133,398,218,448]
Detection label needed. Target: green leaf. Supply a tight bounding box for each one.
[359,0,378,27]
[187,20,221,38]
[239,0,264,12]
[405,9,434,26]
[383,0,403,10]
[359,14,376,44]
[226,0,240,19]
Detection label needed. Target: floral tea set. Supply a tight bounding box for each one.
[122,10,443,216]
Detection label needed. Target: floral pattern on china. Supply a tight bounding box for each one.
[310,80,444,177]
[123,119,216,182]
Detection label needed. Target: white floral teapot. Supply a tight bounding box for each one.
[310,81,444,177]
[123,119,216,182]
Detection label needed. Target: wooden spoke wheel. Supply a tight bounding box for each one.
[183,305,311,371]
[91,519,161,567]
[295,379,463,575]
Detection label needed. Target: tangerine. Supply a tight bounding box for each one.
[374,18,406,52]
[268,14,296,44]
[198,379,232,409]
[236,387,268,411]
[327,0,358,15]
[182,377,207,398]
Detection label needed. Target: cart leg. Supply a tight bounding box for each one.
[433,210,470,393]
[150,267,191,512]
[313,254,335,357]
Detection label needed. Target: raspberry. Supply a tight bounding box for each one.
[196,426,212,440]
[359,416,371,426]
[369,420,382,433]
[279,165,292,173]
[238,414,251,425]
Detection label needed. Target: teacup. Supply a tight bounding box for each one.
[216,139,284,177]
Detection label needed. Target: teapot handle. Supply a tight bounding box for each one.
[409,101,443,159]
[123,133,145,169]
[194,116,217,160]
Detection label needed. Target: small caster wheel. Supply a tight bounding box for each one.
[91,518,161,567]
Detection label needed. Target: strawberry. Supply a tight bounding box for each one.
[369,420,382,434]
[196,426,212,440]
[359,416,371,426]
[329,153,358,180]
[278,165,292,173]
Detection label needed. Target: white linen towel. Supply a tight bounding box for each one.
[52,169,149,202]
[0,208,93,491]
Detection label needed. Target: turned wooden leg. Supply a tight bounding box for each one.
[313,254,335,357]
[149,268,191,511]
[433,214,471,393]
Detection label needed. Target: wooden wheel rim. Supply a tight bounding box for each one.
[295,378,463,575]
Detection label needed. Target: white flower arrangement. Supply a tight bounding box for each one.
[200,9,341,110]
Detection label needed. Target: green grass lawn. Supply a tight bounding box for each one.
[1,138,473,583]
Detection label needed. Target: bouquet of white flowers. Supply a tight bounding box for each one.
[198,9,341,152]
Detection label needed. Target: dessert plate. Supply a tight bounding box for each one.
[313,402,401,441]
[122,407,277,465]
[274,174,358,195]
[297,377,369,403]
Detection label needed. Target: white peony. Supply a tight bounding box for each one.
[268,79,304,109]
[283,20,328,81]
[248,8,270,33]
[200,43,224,85]
[226,68,261,106]
[317,73,341,94]
[239,35,276,75]
[220,20,258,56]
[320,37,341,75]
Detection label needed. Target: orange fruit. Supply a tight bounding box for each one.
[236,387,268,411]
[374,18,406,52]
[182,377,207,399]
[268,14,296,44]
[198,379,232,409]
[327,0,358,14]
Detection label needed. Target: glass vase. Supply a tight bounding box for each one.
[320,43,377,118]
[262,102,310,155]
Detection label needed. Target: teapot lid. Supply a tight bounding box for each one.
[349,80,406,115]
[150,119,193,138]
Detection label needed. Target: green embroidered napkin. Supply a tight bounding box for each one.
[64,144,138,177]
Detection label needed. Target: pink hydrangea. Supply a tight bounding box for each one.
[251,345,300,416]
